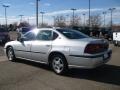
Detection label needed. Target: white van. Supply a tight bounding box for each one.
[113,31,120,46]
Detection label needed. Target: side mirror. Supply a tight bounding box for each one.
[19,37,25,42]
[17,36,26,42]
[17,33,21,41]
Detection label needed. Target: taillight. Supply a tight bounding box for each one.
[84,43,108,54]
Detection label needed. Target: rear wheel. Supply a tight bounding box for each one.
[114,41,118,46]
[7,47,16,62]
[51,54,68,75]
[118,42,120,47]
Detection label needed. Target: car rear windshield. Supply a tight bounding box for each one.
[56,29,89,39]
[0,28,8,32]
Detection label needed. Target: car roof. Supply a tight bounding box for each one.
[27,28,56,35]
[36,28,57,32]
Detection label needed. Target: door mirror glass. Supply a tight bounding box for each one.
[18,36,26,42]
[20,37,25,42]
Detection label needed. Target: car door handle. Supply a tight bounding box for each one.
[46,45,50,47]
[27,44,31,46]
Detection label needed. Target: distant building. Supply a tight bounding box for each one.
[112,25,120,31]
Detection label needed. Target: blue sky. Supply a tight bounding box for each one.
[0,0,120,25]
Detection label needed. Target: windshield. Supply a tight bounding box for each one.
[56,29,89,39]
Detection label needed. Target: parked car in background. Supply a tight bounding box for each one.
[4,28,112,75]
[72,26,91,36]
[105,30,113,41]
[0,28,10,44]
[17,27,32,36]
[113,30,120,46]
[100,29,113,40]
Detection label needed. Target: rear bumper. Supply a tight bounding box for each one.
[67,49,112,69]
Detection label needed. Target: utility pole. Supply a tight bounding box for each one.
[52,16,56,27]
[40,11,45,27]
[66,14,69,26]
[19,15,24,22]
[71,8,76,26]
[89,0,91,29]
[103,11,106,28]
[3,5,9,28]
[36,0,40,28]
[108,8,116,30]
[83,13,86,28]
[28,17,29,24]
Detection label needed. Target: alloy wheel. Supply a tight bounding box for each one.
[52,57,64,74]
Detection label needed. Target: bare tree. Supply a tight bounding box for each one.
[54,15,66,27]
[106,21,112,28]
[8,22,17,31]
[18,21,30,27]
[86,14,102,37]
[86,14,102,28]
[69,15,81,27]
[39,22,49,28]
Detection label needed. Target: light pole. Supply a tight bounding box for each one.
[52,16,56,27]
[36,0,40,28]
[66,14,69,26]
[19,15,24,22]
[83,13,86,27]
[28,17,29,24]
[71,8,76,26]
[0,1,1,26]
[89,0,91,28]
[40,11,45,27]
[108,8,116,30]
[3,5,9,28]
[103,11,106,28]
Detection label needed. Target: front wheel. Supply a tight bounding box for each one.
[7,47,16,62]
[51,54,68,75]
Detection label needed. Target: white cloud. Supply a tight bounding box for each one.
[0,18,4,20]
[44,3,51,6]
[29,2,35,6]
[45,8,104,16]
[101,7,120,19]
[2,3,11,6]
[0,7,120,25]
[46,10,71,16]
[8,16,16,18]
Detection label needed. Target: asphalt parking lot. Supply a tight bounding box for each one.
[0,32,120,90]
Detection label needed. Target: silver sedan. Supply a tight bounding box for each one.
[4,28,112,74]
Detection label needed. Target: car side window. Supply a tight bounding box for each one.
[52,32,58,40]
[36,30,52,41]
[23,32,35,41]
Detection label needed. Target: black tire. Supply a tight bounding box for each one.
[1,40,4,44]
[51,54,68,75]
[7,47,16,62]
[114,43,117,46]
[113,41,118,46]
[118,42,120,47]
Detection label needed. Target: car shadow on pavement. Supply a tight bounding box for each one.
[66,64,120,86]
[0,43,5,47]
[16,59,120,86]
[16,59,51,70]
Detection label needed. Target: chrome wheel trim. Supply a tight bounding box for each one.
[52,57,64,74]
[8,48,14,61]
